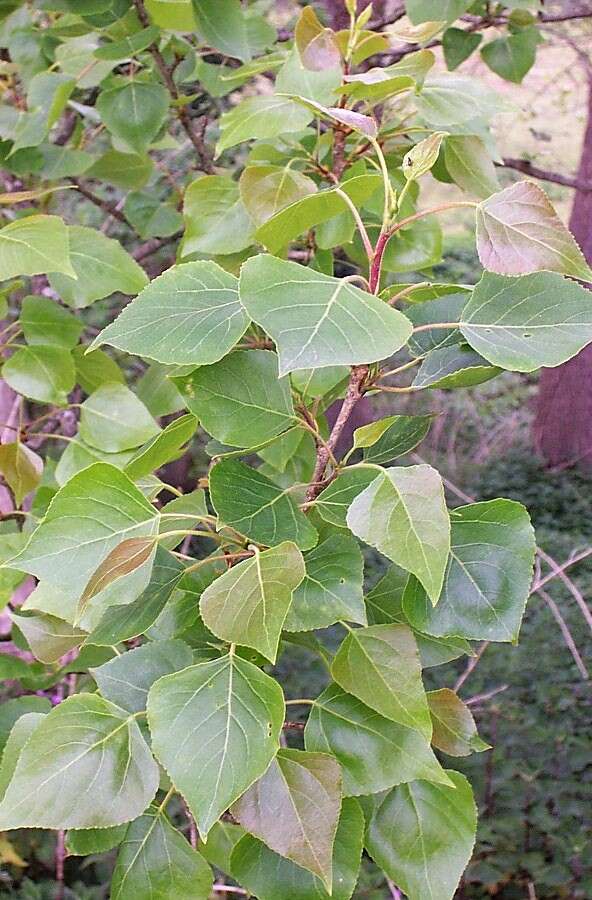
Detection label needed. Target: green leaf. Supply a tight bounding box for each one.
[86,150,153,190]
[416,74,500,127]
[157,489,208,550]
[427,688,490,756]
[88,547,184,646]
[10,463,159,623]
[66,825,126,857]
[365,566,472,668]
[123,191,183,239]
[0,441,42,506]
[146,0,196,30]
[406,0,472,24]
[201,542,304,662]
[97,79,169,155]
[404,293,467,358]
[480,27,538,83]
[0,713,47,802]
[215,96,311,156]
[305,684,452,797]
[38,145,94,179]
[112,805,213,899]
[475,181,592,280]
[402,132,447,181]
[80,537,156,614]
[20,294,83,349]
[79,384,160,453]
[181,175,255,256]
[275,46,342,106]
[442,27,482,70]
[0,693,159,830]
[339,56,422,101]
[331,624,432,739]
[347,465,450,604]
[0,215,74,280]
[232,749,341,889]
[403,498,535,642]
[366,772,477,900]
[94,26,161,61]
[460,271,592,373]
[254,174,381,254]
[314,467,379,529]
[239,165,317,227]
[380,218,443,273]
[137,363,185,417]
[95,261,248,366]
[55,440,133,487]
[230,797,363,900]
[209,459,318,550]
[147,653,285,837]
[194,0,255,61]
[0,697,51,755]
[2,345,75,405]
[176,350,295,448]
[444,135,499,198]
[124,415,197,480]
[239,256,412,376]
[353,415,434,465]
[284,534,366,632]
[11,610,86,663]
[91,639,193,713]
[49,225,148,310]
[412,345,501,389]
[72,345,125,394]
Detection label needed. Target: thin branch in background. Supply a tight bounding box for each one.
[465,684,509,707]
[500,157,592,192]
[538,586,590,680]
[133,0,214,173]
[455,641,490,692]
[70,179,130,226]
[132,231,183,262]
[55,830,65,900]
[536,545,592,636]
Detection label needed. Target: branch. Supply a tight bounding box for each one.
[132,231,182,261]
[501,158,592,192]
[70,179,130,225]
[133,0,214,173]
[305,364,369,502]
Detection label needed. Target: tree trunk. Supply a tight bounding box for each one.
[533,68,592,467]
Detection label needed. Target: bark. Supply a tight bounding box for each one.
[533,69,592,468]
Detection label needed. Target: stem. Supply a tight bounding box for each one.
[305,364,369,502]
[285,698,314,706]
[391,201,477,236]
[370,137,392,231]
[412,321,461,333]
[335,188,373,261]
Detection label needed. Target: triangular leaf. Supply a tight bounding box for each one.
[305,683,452,796]
[200,542,305,662]
[232,749,342,888]
[147,653,285,837]
[0,693,159,829]
[239,255,412,376]
[331,624,432,739]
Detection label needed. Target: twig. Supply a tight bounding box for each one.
[500,158,592,192]
[70,179,130,225]
[212,886,248,895]
[538,586,589,679]
[465,684,509,706]
[133,0,214,172]
[132,231,182,261]
[455,641,489,692]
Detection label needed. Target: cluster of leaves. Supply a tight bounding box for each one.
[0,1,589,898]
